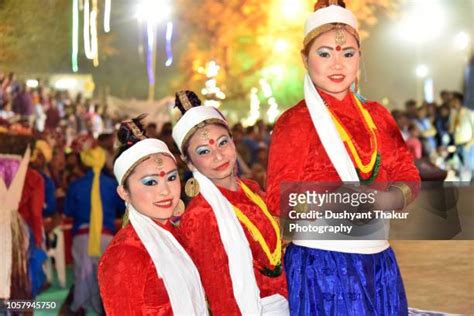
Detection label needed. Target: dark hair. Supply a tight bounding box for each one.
[174,90,202,115]
[451,92,464,104]
[114,114,147,163]
[440,90,450,96]
[114,114,149,190]
[160,122,173,136]
[245,126,256,134]
[98,133,113,143]
[146,122,157,129]
[314,0,346,11]
[405,99,417,109]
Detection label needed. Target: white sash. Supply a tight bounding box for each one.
[193,170,262,314]
[301,73,389,254]
[128,204,208,315]
[193,171,289,314]
[304,73,359,182]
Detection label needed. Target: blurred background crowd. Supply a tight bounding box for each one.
[1,69,473,314]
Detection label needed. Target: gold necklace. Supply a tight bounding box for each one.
[328,94,378,174]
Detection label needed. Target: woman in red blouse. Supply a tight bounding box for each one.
[172,91,288,315]
[266,1,420,315]
[98,115,207,315]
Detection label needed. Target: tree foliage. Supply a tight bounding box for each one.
[0,0,116,74]
[0,0,397,111]
[174,0,398,113]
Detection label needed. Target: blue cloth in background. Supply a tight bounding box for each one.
[41,172,57,217]
[284,243,408,316]
[64,170,125,235]
[28,228,47,298]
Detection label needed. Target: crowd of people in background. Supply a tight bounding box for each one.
[2,73,472,186]
[0,73,473,314]
[392,90,474,182]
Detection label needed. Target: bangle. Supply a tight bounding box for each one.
[390,182,412,210]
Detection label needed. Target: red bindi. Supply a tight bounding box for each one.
[209,139,215,145]
[159,171,165,177]
[336,45,341,51]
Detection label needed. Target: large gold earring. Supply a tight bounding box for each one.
[185,178,200,197]
[173,200,185,217]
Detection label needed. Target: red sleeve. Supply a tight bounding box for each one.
[371,102,421,199]
[99,245,147,315]
[20,169,45,246]
[178,200,240,315]
[98,245,171,316]
[32,171,45,246]
[266,104,308,216]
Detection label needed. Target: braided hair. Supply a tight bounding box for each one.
[114,113,148,163]
[174,90,202,115]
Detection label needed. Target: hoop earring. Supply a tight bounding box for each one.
[173,199,185,217]
[184,178,200,197]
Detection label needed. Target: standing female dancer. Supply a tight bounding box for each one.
[266,1,420,315]
[98,115,207,315]
[172,91,288,315]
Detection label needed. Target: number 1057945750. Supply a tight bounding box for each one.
[1,300,57,311]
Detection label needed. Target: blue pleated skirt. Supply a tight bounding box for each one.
[284,243,408,316]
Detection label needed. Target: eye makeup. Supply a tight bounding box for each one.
[167,170,178,181]
[316,47,332,58]
[195,146,210,156]
[217,135,230,147]
[141,176,158,186]
[139,168,178,185]
[343,48,357,58]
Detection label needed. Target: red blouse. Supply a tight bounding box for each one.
[98,222,176,316]
[266,91,421,216]
[178,178,288,315]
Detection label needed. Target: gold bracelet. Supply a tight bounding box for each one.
[390,182,412,210]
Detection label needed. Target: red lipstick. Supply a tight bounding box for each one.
[328,75,345,83]
[154,199,173,208]
[214,162,230,171]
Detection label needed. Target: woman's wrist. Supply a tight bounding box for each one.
[387,182,412,210]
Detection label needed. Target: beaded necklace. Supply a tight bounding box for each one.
[232,181,282,268]
[327,94,381,184]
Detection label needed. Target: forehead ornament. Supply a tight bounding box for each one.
[152,154,167,177]
[201,128,210,142]
[335,25,346,46]
[153,154,163,167]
